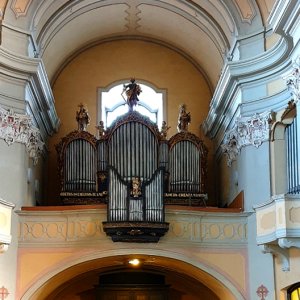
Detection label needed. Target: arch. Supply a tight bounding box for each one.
[288,282,300,300]
[21,249,247,300]
[23,0,236,88]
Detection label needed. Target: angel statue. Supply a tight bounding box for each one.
[122,78,142,111]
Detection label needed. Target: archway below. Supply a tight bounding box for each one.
[23,252,245,300]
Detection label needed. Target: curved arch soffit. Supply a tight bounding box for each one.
[50,36,214,94]
[30,0,235,90]
[21,248,246,300]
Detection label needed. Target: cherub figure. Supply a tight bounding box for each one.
[161,121,170,139]
[76,103,90,131]
[122,78,142,111]
[177,104,191,132]
[96,120,105,139]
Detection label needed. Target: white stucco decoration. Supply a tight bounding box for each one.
[0,106,44,164]
[222,112,273,166]
[285,56,300,102]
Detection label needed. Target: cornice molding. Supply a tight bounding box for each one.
[268,0,299,35]
[0,105,44,164]
[203,37,290,139]
[0,46,60,138]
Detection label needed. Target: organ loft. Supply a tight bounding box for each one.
[56,79,208,242]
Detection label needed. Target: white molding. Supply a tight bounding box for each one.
[203,37,290,140]
[268,0,299,36]
[0,45,60,138]
[278,238,300,249]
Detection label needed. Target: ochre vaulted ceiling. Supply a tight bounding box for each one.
[2,0,276,91]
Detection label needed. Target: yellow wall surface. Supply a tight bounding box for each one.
[17,246,245,300]
[276,248,300,300]
[47,39,214,204]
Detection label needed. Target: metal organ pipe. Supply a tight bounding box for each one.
[286,118,299,194]
[145,170,164,222]
[169,141,200,192]
[64,139,96,192]
[107,121,162,223]
[108,122,158,180]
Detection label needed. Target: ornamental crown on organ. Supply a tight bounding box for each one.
[56,79,208,242]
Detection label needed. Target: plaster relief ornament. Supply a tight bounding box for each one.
[222,112,274,166]
[0,106,44,165]
[285,56,300,102]
[177,104,191,132]
[76,103,90,131]
[221,131,240,167]
[122,78,142,111]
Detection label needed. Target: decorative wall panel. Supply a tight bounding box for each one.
[17,208,248,247]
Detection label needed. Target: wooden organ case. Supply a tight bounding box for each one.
[56,102,208,242]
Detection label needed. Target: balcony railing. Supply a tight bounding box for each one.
[254,194,300,271]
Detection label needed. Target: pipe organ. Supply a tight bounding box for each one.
[56,103,208,242]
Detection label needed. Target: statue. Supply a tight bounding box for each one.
[96,120,105,139]
[160,121,170,139]
[177,104,191,132]
[122,78,142,111]
[76,103,90,131]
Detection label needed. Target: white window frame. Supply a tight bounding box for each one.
[97,80,167,128]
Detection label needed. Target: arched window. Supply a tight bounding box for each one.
[288,283,300,300]
[98,81,166,128]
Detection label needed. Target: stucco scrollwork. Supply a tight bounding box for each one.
[0,244,9,253]
[285,56,300,102]
[0,106,44,164]
[221,130,240,167]
[222,112,274,166]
